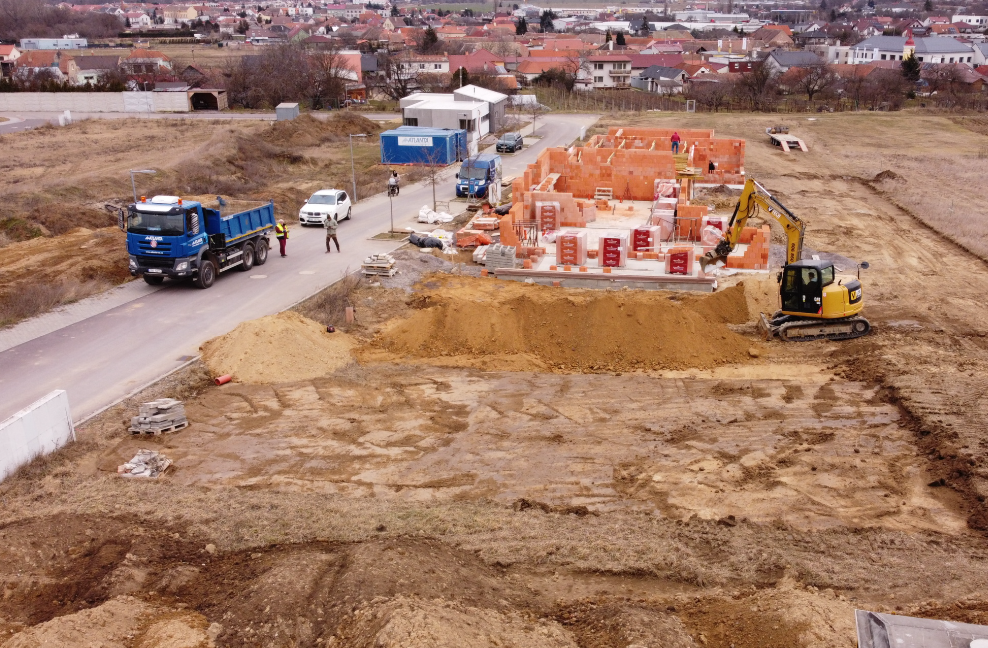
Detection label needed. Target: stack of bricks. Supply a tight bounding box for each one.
[725,225,771,270]
[536,200,560,230]
[557,230,588,266]
[599,231,629,268]
[666,247,695,275]
[486,244,517,270]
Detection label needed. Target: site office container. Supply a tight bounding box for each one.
[380,126,468,165]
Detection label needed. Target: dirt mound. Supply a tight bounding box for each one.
[682,577,855,648]
[261,113,382,148]
[555,601,694,648]
[336,596,579,648]
[1,597,210,648]
[873,169,901,182]
[200,311,355,384]
[362,276,756,373]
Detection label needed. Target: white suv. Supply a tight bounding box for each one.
[298,189,352,226]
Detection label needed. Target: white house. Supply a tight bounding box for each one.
[952,14,988,27]
[123,12,153,27]
[585,54,632,89]
[851,34,974,64]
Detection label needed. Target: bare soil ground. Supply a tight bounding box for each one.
[0,113,386,327]
[4,112,988,648]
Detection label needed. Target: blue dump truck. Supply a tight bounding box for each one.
[455,153,502,200]
[126,195,275,289]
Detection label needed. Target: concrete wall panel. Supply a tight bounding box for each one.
[0,390,75,482]
[0,92,189,112]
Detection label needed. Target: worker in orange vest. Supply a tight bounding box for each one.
[275,219,289,257]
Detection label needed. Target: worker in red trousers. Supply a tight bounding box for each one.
[275,219,289,257]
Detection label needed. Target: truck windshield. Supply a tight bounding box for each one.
[308,194,337,205]
[127,208,185,236]
[460,166,488,180]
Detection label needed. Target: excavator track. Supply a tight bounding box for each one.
[777,316,871,342]
[760,312,871,342]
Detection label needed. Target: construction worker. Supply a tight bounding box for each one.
[275,219,288,257]
[324,214,340,253]
[671,131,681,154]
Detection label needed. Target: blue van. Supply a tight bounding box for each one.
[455,153,502,198]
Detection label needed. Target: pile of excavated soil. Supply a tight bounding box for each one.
[360,276,757,373]
[200,311,354,384]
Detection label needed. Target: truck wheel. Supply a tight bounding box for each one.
[195,260,216,289]
[254,239,268,266]
[143,275,164,285]
[240,243,255,271]
[345,207,352,221]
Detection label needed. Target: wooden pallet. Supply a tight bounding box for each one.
[362,267,397,277]
[594,187,613,201]
[129,420,189,435]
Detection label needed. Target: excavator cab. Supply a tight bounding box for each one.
[780,260,833,315]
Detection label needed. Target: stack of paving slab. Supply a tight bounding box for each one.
[485,244,517,270]
[129,398,188,435]
[362,253,397,277]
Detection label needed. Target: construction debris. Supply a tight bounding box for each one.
[129,398,188,435]
[362,253,397,277]
[117,449,172,478]
[417,205,454,224]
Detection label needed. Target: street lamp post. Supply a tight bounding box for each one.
[349,133,367,203]
[129,169,157,203]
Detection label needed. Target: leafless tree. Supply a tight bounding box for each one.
[797,64,837,101]
[225,43,350,109]
[421,145,453,211]
[372,52,414,100]
[687,80,733,111]
[732,64,779,110]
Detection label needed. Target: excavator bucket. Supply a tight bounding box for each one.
[698,250,726,272]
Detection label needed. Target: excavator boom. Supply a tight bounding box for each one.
[700,179,806,270]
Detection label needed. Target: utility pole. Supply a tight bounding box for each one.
[349,133,367,202]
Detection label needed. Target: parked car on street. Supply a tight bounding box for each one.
[496,132,524,153]
[298,190,352,226]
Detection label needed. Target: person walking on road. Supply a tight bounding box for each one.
[275,219,289,257]
[671,132,681,154]
[388,170,399,197]
[324,214,340,253]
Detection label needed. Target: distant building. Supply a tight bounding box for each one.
[851,35,974,64]
[399,84,508,155]
[19,38,87,50]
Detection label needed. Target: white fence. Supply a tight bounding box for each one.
[0,91,189,113]
[0,390,75,482]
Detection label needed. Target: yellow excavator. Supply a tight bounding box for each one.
[700,178,871,342]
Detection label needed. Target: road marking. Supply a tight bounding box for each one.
[250,275,267,279]
[299,270,315,275]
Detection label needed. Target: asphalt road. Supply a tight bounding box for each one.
[0,117,53,134]
[0,113,598,424]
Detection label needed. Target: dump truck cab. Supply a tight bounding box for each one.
[780,259,863,319]
[126,196,210,280]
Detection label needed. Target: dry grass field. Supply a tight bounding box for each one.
[4,111,988,648]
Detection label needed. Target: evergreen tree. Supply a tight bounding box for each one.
[605,29,612,43]
[901,52,921,82]
[923,0,933,10]
[516,17,528,34]
[419,25,439,52]
[616,30,626,46]
[391,5,399,16]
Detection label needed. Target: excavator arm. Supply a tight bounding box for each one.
[700,178,806,270]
